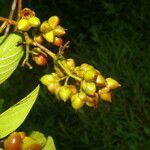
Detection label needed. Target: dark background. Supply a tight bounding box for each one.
[0,0,150,149]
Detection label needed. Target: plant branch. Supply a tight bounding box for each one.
[4,0,17,35]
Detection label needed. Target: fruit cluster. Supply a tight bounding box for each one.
[3,132,42,150]
[40,58,121,110]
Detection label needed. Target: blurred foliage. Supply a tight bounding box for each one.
[0,0,150,149]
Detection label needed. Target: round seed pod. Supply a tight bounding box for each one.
[48,16,60,29]
[81,80,96,96]
[28,16,40,27]
[17,19,31,31]
[4,132,22,150]
[106,78,121,90]
[57,86,72,102]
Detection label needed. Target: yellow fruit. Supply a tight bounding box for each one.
[100,92,112,102]
[44,31,54,43]
[71,92,86,110]
[96,74,106,87]
[57,86,72,102]
[48,16,60,28]
[83,69,97,81]
[40,21,51,33]
[47,82,61,94]
[28,16,40,27]
[17,19,30,31]
[34,34,44,44]
[21,137,41,150]
[81,81,96,96]
[40,74,59,86]
[106,78,121,90]
[53,25,65,37]
[66,58,76,71]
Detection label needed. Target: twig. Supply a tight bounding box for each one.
[4,0,17,35]
[14,0,22,31]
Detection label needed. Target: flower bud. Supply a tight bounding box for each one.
[53,25,65,37]
[4,132,22,150]
[81,81,96,96]
[32,54,48,66]
[40,74,59,86]
[28,16,40,27]
[53,37,63,47]
[21,137,41,150]
[106,78,121,90]
[40,21,51,33]
[83,69,97,81]
[71,92,86,110]
[48,16,60,29]
[57,86,72,102]
[44,31,54,43]
[47,82,61,94]
[96,74,106,87]
[17,19,30,31]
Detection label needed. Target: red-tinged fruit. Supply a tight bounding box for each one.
[53,37,63,47]
[32,54,48,66]
[4,132,22,150]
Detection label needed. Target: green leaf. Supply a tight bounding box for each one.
[0,33,24,84]
[30,131,47,147]
[0,85,40,139]
[0,35,6,45]
[43,136,56,150]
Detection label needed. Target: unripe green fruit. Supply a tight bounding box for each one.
[84,69,97,81]
[96,74,106,87]
[44,31,54,43]
[58,86,72,102]
[81,81,96,96]
[17,19,30,31]
[48,16,60,28]
[106,78,121,90]
[53,25,66,37]
[4,132,22,150]
[40,21,51,33]
[28,16,40,27]
[21,137,41,150]
[47,82,61,94]
[40,74,59,86]
[71,92,86,110]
